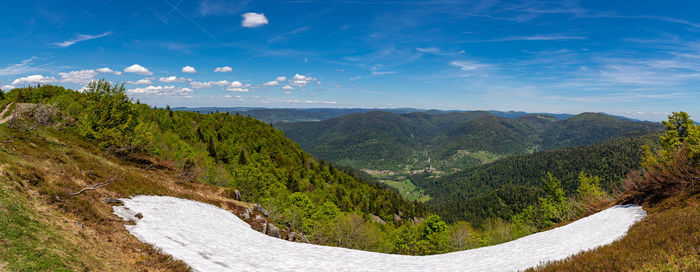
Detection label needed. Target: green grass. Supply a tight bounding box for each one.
[382,179,431,202]
[0,180,92,271]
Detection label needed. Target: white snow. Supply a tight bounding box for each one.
[113,195,646,272]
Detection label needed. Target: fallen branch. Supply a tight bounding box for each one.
[68,175,123,196]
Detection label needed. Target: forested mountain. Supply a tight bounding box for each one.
[277,110,662,172]
[174,107,423,123]
[535,113,661,151]
[0,83,425,225]
[172,106,607,124]
[416,135,658,223]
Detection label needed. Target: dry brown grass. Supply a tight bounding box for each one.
[0,126,265,271]
[529,187,700,272]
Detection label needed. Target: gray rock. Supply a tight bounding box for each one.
[261,219,267,234]
[370,214,386,225]
[267,223,281,238]
[241,209,251,220]
[103,198,123,205]
[253,204,270,217]
[288,231,296,241]
[393,214,402,222]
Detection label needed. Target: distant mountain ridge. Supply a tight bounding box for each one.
[172,107,644,124]
[275,111,662,171]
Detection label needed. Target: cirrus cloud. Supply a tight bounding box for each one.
[53,32,112,48]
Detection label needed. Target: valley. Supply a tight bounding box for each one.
[2,1,699,270]
[0,84,696,271]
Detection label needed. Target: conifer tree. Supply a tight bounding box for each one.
[238,148,248,165]
[207,135,217,160]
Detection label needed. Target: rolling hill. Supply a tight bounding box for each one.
[276,110,662,172]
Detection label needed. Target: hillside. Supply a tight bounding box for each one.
[0,83,430,270]
[277,111,661,173]
[416,135,658,223]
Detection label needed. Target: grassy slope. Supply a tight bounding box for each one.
[0,125,271,271]
[382,179,431,202]
[531,188,699,271]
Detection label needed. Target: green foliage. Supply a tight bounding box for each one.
[542,172,565,203]
[643,111,700,167]
[278,111,661,172]
[419,135,656,223]
[1,84,427,254]
[77,80,146,152]
[661,111,695,149]
[576,171,606,200]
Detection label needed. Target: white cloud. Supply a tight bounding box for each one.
[494,35,586,42]
[182,66,197,73]
[53,32,111,47]
[371,70,396,76]
[281,99,337,104]
[281,85,294,90]
[214,66,232,72]
[59,69,98,84]
[229,81,244,88]
[227,87,249,92]
[263,81,279,86]
[96,67,122,75]
[275,76,286,82]
[449,60,484,71]
[1,85,15,90]
[127,85,193,96]
[190,80,230,89]
[241,12,268,27]
[227,81,250,92]
[290,74,317,87]
[282,91,293,94]
[124,64,153,75]
[128,78,153,85]
[12,74,57,85]
[160,76,190,83]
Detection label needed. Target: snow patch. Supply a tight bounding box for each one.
[113,195,646,272]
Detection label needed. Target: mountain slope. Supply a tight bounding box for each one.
[415,135,658,223]
[0,84,429,269]
[536,112,661,151]
[277,111,661,172]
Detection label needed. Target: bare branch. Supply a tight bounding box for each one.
[68,175,123,196]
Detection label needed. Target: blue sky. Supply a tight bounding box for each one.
[1,0,699,121]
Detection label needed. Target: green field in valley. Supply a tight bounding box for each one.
[382,179,431,202]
